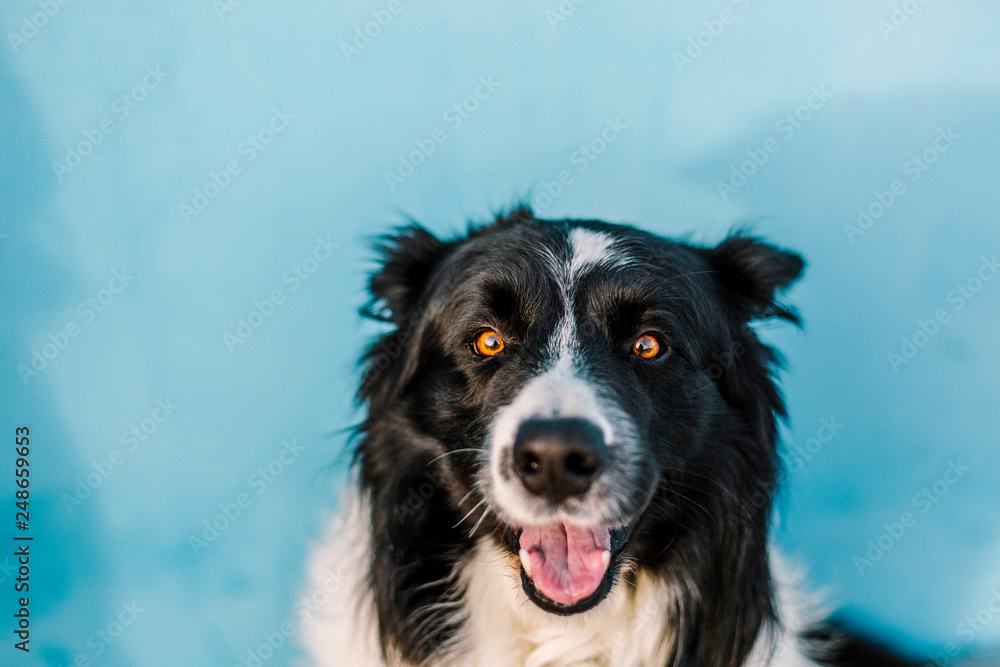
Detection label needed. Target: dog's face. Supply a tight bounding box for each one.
[434,223,731,614]
[357,209,803,662]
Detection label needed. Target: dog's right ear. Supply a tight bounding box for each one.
[365,224,455,325]
[360,225,457,410]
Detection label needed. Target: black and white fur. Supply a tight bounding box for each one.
[302,208,919,667]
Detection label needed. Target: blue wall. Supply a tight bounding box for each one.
[2,1,999,665]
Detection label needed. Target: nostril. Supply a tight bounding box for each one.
[565,451,599,476]
[519,451,541,473]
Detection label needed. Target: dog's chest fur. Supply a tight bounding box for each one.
[456,540,674,667]
[300,492,822,667]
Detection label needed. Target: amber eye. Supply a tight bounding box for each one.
[632,334,663,359]
[473,330,505,356]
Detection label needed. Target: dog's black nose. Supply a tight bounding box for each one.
[512,418,607,502]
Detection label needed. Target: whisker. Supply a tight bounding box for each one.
[427,448,480,465]
[644,496,701,536]
[467,504,492,538]
[658,468,754,519]
[455,488,477,507]
[661,488,721,530]
[647,520,681,561]
[453,499,485,529]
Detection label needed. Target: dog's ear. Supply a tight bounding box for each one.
[366,224,456,325]
[360,225,458,410]
[702,234,805,324]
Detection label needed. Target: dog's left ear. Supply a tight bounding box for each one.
[701,234,805,324]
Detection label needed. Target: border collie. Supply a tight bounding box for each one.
[303,208,920,667]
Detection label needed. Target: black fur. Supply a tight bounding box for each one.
[804,618,924,667]
[350,207,908,666]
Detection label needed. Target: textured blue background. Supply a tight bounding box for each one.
[2,1,999,665]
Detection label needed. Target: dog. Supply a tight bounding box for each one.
[302,207,922,666]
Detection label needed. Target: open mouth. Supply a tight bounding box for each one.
[506,523,632,615]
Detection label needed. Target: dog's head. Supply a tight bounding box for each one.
[355,208,803,664]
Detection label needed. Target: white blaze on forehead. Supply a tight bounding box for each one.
[568,227,615,280]
[551,227,620,356]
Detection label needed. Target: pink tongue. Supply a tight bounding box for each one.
[519,524,611,606]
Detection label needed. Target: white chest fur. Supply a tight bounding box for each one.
[450,541,674,667]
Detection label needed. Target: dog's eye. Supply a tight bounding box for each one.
[632,334,665,359]
[473,330,505,356]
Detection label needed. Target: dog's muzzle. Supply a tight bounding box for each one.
[501,417,628,611]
